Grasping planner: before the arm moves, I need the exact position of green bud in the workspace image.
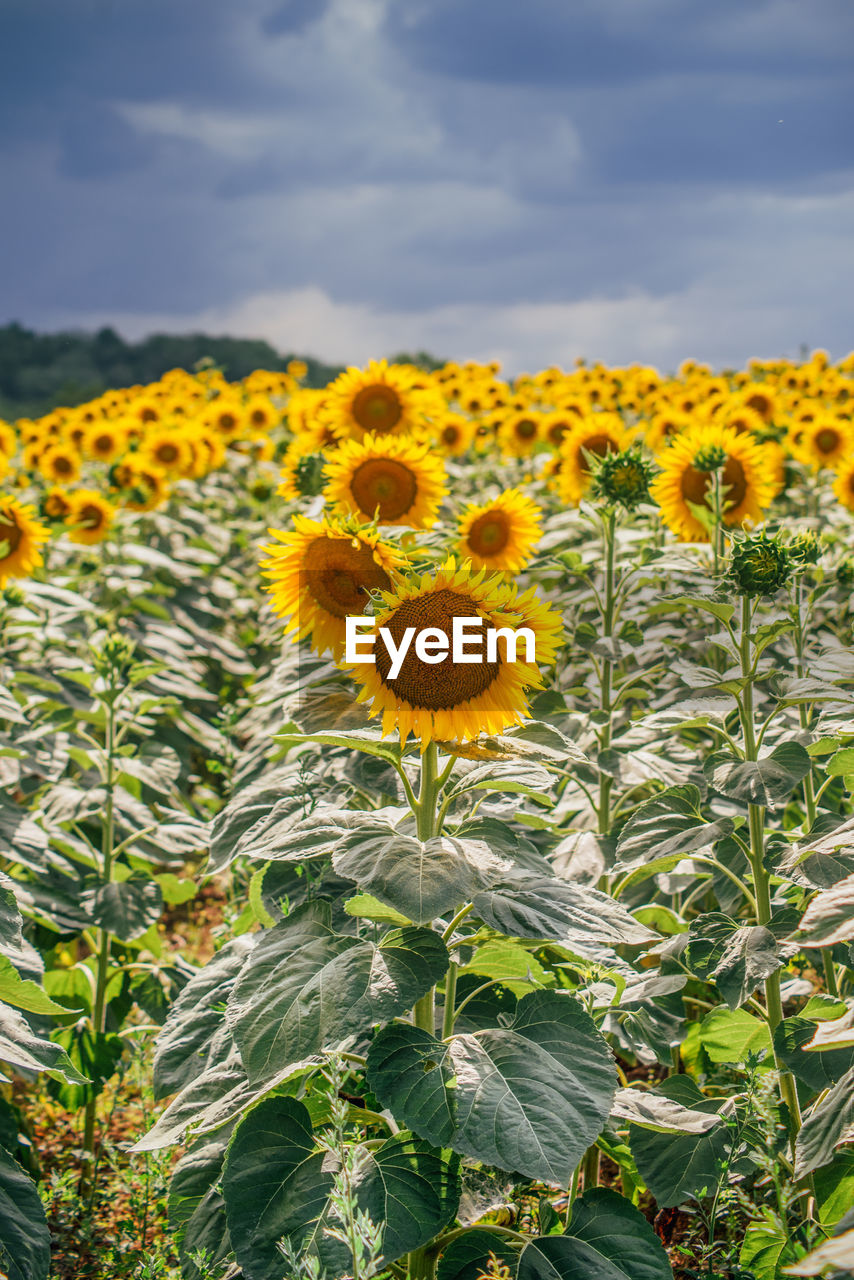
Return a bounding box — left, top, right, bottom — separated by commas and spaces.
590, 446, 654, 511
727, 531, 792, 596
692, 444, 727, 472
787, 531, 822, 567
93, 633, 136, 681
295, 454, 327, 498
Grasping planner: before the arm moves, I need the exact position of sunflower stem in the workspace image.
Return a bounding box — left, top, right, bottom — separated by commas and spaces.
596, 508, 617, 837
412, 742, 441, 1035
736, 595, 803, 1152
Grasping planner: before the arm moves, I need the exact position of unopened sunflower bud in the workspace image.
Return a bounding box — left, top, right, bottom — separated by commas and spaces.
692, 443, 727, 472
590, 447, 654, 510
788, 530, 822, 567
727, 531, 792, 596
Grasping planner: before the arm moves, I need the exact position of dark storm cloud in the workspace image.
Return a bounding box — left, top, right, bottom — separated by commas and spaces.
0, 0, 852, 367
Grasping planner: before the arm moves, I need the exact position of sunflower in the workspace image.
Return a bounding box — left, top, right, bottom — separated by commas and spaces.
457, 489, 542, 573
323, 433, 446, 528
66, 490, 116, 545
138, 429, 195, 476
833, 458, 854, 514
41, 486, 73, 524
644, 410, 690, 454
260, 514, 406, 658
323, 360, 424, 440
435, 414, 476, 456
0, 497, 50, 585
556, 413, 632, 503
541, 408, 585, 450
82, 421, 127, 464
497, 410, 543, 458
244, 395, 279, 434
204, 397, 245, 439
38, 444, 81, 485
799, 416, 852, 470
739, 383, 776, 424
344, 560, 563, 747
117, 466, 170, 513
0, 422, 16, 458
650, 423, 778, 542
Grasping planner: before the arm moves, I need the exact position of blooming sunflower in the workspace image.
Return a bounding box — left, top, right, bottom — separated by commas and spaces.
138, 429, 195, 477
82, 421, 127, 464
650, 423, 777, 542
38, 444, 81, 485
41, 486, 73, 524
435, 414, 476, 456
0, 498, 49, 585
323, 433, 446, 528
497, 410, 543, 458
833, 458, 854, 514
457, 488, 542, 573
799, 416, 852, 470
260, 514, 405, 658
556, 413, 632, 503
323, 360, 424, 440
116, 466, 170, 513
344, 560, 563, 747
66, 490, 116, 545
644, 410, 690, 454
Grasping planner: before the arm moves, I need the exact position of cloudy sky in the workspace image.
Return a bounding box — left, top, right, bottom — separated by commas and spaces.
2, 0, 852, 372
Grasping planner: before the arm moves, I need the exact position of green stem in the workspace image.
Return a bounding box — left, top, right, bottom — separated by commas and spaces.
81, 689, 117, 1192
597, 509, 617, 837
581, 1143, 600, 1191
737, 596, 803, 1144
442, 962, 457, 1041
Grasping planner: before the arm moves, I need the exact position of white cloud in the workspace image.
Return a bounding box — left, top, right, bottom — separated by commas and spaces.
39, 276, 847, 376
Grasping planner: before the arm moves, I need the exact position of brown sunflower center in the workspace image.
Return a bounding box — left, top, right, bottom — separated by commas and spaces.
93, 434, 113, 454
815, 427, 840, 455
376, 588, 501, 709
514, 419, 537, 440
350, 458, 417, 521
746, 393, 771, 417
139, 407, 158, 422
79, 503, 105, 530
0, 515, 22, 554
250, 408, 268, 426
53, 455, 74, 476
218, 412, 237, 431
302, 535, 391, 618
352, 384, 403, 433
466, 511, 510, 556
442, 425, 461, 445
547, 420, 570, 445
157, 443, 180, 464
680, 457, 747, 512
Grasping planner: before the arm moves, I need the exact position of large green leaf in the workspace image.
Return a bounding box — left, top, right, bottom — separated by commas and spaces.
774, 1018, 854, 1092
615, 785, 734, 872
226, 902, 448, 1086
437, 1230, 520, 1280
445, 760, 554, 804
628, 1078, 729, 1207
168, 1139, 232, 1280
274, 726, 403, 767
332, 824, 510, 925
0, 954, 71, 1016
814, 1151, 854, 1229
517, 1188, 672, 1279
0, 1003, 88, 1086
798, 872, 854, 947
697, 1006, 773, 1066
154, 936, 255, 1100
0, 873, 22, 951
82, 873, 163, 942
794, 1066, 854, 1178
223, 1095, 459, 1279
685, 913, 781, 1009
739, 1214, 798, 1280
207, 770, 326, 873
785, 1228, 854, 1276
367, 990, 617, 1184
610, 1085, 721, 1135
471, 872, 654, 949
0, 1146, 50, 1280
704, 742, 811, 810
223, 1095, 330, 1280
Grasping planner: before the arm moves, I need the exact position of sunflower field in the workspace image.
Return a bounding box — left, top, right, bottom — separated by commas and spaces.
3, 350, 854, 1280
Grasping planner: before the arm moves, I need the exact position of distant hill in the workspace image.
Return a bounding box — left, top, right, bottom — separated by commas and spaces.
0, 321, 444, 420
